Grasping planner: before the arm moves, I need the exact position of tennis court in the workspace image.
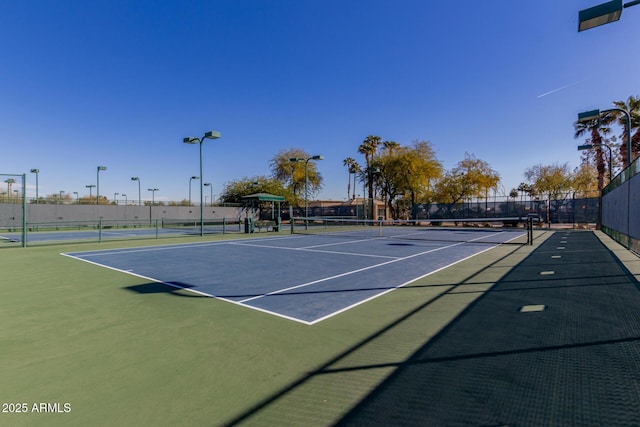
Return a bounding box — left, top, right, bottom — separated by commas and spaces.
64, 222, 528, 324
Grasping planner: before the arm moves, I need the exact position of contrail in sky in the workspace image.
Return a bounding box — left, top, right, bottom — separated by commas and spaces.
537, 79, 588, 98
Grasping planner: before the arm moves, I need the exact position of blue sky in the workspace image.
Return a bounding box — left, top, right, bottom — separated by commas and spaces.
1, 0, 639, 203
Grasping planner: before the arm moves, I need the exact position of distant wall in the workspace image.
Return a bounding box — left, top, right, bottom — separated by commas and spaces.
601, 158, 639, 255
0, 204, 245, 227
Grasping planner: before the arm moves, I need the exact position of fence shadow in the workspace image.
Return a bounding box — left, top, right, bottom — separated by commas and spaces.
124, 281, 207, 298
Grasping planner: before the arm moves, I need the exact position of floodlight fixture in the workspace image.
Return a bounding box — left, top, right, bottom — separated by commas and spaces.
577, 108, 632, 165
30, 169, 40, 204
579, 0, 623, 31
204, 183, 213, 206
148, 188, 159, 205
577, 109, 601, 122
578, 0, 640, 32
96, 166, 107, 205
86, 184, 96, 200
131, 177, 141, 205
204, 130, 221, 140
577, 142, 613, 181
189, 176, 200, 206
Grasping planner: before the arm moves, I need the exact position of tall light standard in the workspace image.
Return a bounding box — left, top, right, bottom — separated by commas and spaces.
131, 177, 141, 206
73, 191, 79, 204
86, 184, 95, 204
122, 194, 127, 205
578, 0, 640, 32
58, 190, 65, 204
578, 109, 632, 167
189, 176, 199, 206
289, 155, 324, 226
183, 130, 221, 236
114, 192, 119, 205
578, 143, 613, 182
30, 169, 39, 204
148, 188, 159, 205
204, 183, 212, 206
96, 166, 107, 205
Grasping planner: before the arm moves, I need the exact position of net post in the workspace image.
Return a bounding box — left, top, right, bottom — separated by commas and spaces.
289, 206, 294, 234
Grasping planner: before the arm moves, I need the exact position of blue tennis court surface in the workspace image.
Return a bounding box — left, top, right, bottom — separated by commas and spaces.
63, 229, 525, 324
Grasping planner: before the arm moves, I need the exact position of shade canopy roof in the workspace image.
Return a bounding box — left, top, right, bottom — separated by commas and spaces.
241, 193, 286, 202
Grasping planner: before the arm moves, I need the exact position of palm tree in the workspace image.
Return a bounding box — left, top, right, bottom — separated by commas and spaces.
612, 95, 640, 167
358, 135, 381, 217
350, 161, 361, 199
343, 157, 356, 200
574, 113, 613, 190
382, 140, 400, 155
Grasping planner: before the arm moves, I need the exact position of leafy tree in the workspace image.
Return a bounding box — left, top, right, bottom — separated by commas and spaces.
270, 148, 322, 206
43, 193, 72, 204
431, 153, 500, 217
572, 162, 598, 197
524, 162, 573, 200
372, 140, 442, 218
219, 175, 292, 204
79, 195, 96, 205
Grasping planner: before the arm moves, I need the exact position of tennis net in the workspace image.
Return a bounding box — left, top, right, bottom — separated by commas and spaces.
291, 217, 533, 245
161, 218, 242, 234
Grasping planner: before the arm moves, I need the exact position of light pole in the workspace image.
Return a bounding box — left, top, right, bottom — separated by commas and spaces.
578, 109, 632, 167
114, 192, 119, 205
59, 190, 64, 204
131, 177, 141, 206
86, 184, 95, 204
73, 191, 79, 204
578, 143, 613, 182
189, 176, 199, 206
204, 183, 212, 206
183, 130, 221, 236
578, 0, 640, 31
96, 166, 107, 205
30, 169, 39, 204
122, 194, 127, 205
148, 188, 159, 205
289, 155, 324, 226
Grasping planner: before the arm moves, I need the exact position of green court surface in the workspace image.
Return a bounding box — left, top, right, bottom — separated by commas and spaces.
1, 230, 638, 426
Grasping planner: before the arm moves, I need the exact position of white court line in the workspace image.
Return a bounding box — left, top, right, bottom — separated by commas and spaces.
62, 229, 523, 325
227, 241, 399, 259
63, 235, 303, 257
309, 242, 501, 325
60, 252, 215, 298
61, 251, 316, 325
237, 233, 499, 304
